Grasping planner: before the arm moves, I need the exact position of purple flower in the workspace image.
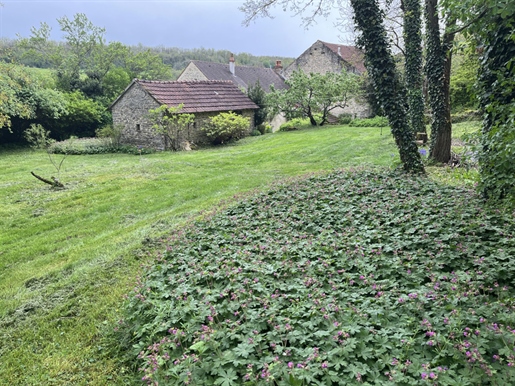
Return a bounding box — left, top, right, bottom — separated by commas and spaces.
421, 372, 428, 379
287, 362, 294, 369
419, 149, 427, 156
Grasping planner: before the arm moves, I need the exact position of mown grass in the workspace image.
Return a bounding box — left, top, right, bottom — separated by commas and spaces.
0, 122, 482, 384
0, 125, 407, 385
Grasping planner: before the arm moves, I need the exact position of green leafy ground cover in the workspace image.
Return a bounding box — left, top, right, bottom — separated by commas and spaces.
122, 169, 515, 385
0, 125, 400, 384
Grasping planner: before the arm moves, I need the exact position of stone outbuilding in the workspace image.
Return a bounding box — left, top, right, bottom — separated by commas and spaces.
110, 79, 258, 150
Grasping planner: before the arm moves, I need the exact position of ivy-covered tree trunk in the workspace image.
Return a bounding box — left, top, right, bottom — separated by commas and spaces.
477, 20, 515, 200
425, 0, 454, 163
351, 0, 424, 173
402, 0, 426, 135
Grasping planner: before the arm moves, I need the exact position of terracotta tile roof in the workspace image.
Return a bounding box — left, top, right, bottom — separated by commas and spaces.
189, 61, 288, 92
320, 41, 366, 74
137, 80, 259, 113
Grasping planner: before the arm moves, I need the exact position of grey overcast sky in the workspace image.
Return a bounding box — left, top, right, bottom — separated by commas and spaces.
0, 1, 353, 58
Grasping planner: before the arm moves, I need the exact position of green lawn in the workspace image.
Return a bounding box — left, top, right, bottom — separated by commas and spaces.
0, 123, 479, 384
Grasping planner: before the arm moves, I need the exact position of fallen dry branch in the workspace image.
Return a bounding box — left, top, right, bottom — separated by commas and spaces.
30, 171, 65, 188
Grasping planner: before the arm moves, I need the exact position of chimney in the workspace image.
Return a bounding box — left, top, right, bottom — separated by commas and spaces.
337, 46, 341, 57
274, 60, 283, 74
229, 53, 235, 75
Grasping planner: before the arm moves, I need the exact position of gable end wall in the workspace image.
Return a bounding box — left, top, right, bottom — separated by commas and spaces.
177, 63, 209, 81
283, 41, 347, 78
112, 83, 165, 149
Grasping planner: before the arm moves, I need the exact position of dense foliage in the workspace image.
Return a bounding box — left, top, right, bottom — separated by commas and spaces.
121, 169, 515, 385
474, 7, 515, 202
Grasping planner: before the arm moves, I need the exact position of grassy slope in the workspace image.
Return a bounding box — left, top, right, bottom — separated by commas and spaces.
0, 125, 403, 384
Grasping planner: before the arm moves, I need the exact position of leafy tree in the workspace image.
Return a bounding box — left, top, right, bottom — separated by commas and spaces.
0, 62, 34, 130
247, 81, 267, 126
148, 104, 195, 150
203, 111, 251, 144
0, 62, 67, 140
267, 70, 360, 126
51, 91, 107, 139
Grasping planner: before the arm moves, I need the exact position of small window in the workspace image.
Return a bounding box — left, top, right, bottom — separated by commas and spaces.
136, 124, 141, 131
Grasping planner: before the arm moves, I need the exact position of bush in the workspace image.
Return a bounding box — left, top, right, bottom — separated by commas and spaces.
120, 170, 515, 386
250, 129, 262, 136
48, 137, 154, 155
202, 112, 250, 145
349, 116, 389, 127
95, 124, 124, 147
279, 117, 311, 131
338, 113, 353, 125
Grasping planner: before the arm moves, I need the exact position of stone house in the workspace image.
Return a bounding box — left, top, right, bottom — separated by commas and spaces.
282, 40, 370, 119
177, 55, 288, 92
282, 40, 366, 77
110, 79, 258, 150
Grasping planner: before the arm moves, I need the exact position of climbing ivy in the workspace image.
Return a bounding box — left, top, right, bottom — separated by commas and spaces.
477, 19, 515, 201
351, 0, 424, 173
424, 0, 454, 163
403, 0, 426, 135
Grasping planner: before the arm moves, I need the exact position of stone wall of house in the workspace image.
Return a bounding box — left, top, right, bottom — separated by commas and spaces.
112, 84, 256, 150
332, 98, 372, 119
112, 83, 165, 149
283, 40, 348, 78
177, 63, 208, 81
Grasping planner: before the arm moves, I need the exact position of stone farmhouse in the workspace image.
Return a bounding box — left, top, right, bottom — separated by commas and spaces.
281, 40, 369, 119
177, 55, 288, 93
110, 79, 258, 150
282, 40, 366, 77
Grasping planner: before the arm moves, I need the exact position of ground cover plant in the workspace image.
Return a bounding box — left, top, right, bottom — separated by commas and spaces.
122, 169, 515, 385
0, 124, 398, 384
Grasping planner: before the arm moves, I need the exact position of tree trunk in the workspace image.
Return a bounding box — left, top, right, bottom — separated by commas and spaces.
351, 0, 424, 173
425, 0, 453, 163
403, 0, 426, 135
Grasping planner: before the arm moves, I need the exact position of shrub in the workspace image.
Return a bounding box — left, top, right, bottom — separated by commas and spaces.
349, 116, 389, 127
202, 112, 250, 145
120, 170, 515, 386
95, 124, 124, 147
48, 137, 154, 155
250, 129, 262, 137
338, 113, 353, 125
256, 124, 266, 135
279, 117, 311, 131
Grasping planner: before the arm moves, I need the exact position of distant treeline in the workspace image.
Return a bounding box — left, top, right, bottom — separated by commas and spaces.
0, 38, 294, 79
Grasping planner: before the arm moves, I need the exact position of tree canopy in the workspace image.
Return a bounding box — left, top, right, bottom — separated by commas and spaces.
267, 70, 360, 126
